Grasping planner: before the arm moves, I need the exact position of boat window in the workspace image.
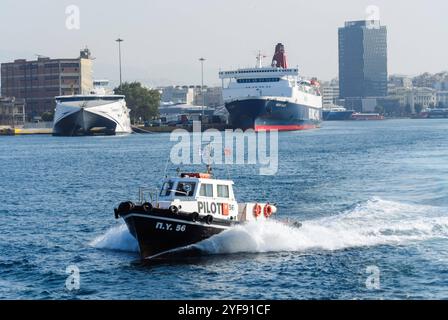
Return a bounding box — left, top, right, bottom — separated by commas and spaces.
175, 182, 196, 197
199, 184, 214, 197
217, 185, 230, 198
160, 181, 174, 197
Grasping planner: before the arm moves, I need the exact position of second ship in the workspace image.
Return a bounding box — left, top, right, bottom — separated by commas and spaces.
220, 43, 322, 131
52, 80, 132, 136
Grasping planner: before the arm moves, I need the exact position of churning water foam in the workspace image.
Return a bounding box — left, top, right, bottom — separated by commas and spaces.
90, 198, 448, 255
90, 223, 140, 253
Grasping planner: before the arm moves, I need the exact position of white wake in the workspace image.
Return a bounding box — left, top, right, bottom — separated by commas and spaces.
90, 223, 139, 253
91, 198, 448, 255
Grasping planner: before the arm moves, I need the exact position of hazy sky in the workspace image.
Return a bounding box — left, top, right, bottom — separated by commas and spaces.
0, 0, 446, 87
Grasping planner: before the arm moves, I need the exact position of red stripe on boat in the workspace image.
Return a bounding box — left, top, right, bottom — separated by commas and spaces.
255, 124, 317, 131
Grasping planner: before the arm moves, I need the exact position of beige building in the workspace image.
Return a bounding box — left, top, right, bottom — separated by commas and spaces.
389, 87, 437, 113
437, 91, 448, 108
194, 87, 223, 108
1, 48, 93, 119
0, 97, 26, 126
161, 86, 195, 105
321, 79, 340, 108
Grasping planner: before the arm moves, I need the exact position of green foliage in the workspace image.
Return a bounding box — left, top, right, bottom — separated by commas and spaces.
374, 105, 384, 114
114, 82, 160, 122
41, 111, 54, 122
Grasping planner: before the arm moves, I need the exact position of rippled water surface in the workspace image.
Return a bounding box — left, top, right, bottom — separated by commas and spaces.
1, 119, 448, 299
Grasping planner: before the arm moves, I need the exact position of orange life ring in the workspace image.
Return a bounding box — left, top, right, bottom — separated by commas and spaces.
253, 204, 262, 218
264, 204, 273, 218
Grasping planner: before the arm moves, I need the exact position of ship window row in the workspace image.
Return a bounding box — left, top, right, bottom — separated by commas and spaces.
221, 69, 297, 75
159, 181, 231, 199
237, 78, 280, 83
200, 184, 230, 198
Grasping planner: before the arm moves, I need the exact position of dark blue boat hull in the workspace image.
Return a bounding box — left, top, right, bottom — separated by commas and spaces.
225, 99, 321, 131
322, 110, 354, 121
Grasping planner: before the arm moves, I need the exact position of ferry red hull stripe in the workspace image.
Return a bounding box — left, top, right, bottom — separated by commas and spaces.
255, 124, 317, 131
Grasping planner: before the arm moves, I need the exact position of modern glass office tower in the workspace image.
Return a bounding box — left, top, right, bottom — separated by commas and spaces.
338, 20, 388, 99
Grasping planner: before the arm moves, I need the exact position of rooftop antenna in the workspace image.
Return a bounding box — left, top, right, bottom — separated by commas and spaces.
35, 54, 49, 59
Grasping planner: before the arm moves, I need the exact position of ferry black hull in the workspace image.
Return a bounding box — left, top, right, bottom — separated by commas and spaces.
53, 109, 117, 136
120, 209, 233, 260
225, 99, 321, 131
322, 110, 354, 121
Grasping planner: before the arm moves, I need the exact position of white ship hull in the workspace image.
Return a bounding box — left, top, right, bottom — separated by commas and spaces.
53, 95, 132, 136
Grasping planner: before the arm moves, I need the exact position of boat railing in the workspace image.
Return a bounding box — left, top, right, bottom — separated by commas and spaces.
138, 187, 159, 204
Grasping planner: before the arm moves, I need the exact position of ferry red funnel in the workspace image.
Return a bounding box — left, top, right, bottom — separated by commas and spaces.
272, 43, 288, 68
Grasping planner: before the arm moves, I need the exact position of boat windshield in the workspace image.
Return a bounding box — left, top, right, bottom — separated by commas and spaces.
175, 182, 196, 197
160, 181, 174, 197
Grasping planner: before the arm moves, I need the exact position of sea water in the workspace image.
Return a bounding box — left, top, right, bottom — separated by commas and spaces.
1, 119, 448, 299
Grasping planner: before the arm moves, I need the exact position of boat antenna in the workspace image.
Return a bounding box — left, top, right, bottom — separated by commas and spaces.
202, 143, 214, 176
225, 163, 231, 180
256, 51, 266, 68
163, 152, 172, 178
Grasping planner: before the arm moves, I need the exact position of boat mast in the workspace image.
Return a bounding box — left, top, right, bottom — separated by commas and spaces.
256, 51, 265, 68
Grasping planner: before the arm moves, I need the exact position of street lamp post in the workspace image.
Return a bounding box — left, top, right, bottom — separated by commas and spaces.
199, 57, 206, 119
116, 38, 124, 87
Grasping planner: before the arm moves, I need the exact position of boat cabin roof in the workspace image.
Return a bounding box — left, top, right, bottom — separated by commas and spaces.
162, 174, 234, 186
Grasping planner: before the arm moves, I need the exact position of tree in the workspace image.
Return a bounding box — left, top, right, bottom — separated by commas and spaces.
41, 110, 54, 122
374, 105, 384, 114
114, 82, 160, 123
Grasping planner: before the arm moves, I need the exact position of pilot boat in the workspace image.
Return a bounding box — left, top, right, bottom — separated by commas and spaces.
114, 169, 278, 260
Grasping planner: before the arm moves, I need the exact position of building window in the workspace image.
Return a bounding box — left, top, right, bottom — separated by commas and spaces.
61, 63, 80, 68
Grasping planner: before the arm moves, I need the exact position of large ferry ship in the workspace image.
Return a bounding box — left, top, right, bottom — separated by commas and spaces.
219, 43, 322, 131
52, 82, 132, 136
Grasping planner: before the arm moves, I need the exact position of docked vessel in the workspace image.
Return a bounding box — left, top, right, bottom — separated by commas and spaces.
351, 113, 385, 121
53, 90, 132, 136
219, 43, 322, 131
322, 106, 354, 121
427, 108, 448, 118
114, 170, 280, 260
